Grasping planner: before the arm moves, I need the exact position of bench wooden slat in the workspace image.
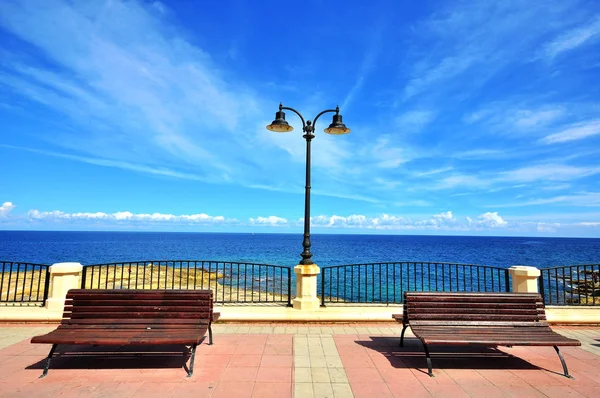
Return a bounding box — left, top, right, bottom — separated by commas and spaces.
408, 301, 544, 309
394, 291, 580, 377
407, 306, 545, 314
64, 300, 209, 307
407, 314, 546, 321
62, 317, 207, 325
407, 320, 549, 326
66, 312, 211, 319
66, 290, 213, 300
31, 289, 216, 377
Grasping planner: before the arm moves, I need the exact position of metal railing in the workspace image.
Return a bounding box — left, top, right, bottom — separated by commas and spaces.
81, 260, 292, 305
539, 264, 599, 306
0, 261, 50, 305
320, 262, 510, 306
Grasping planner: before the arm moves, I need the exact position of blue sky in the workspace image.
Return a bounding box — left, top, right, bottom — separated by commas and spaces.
1, 0, 600, 237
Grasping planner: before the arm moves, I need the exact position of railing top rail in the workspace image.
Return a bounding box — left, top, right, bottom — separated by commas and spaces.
0, 261, 50, 267
540, 263, 600, 270
83, 260, 289, 270
322, 261, 509, 271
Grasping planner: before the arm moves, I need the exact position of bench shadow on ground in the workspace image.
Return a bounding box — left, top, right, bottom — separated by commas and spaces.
25, 344, 198, 372
356, 336, 555, 375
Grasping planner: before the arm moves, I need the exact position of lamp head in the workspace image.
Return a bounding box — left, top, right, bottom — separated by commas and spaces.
324, 106, 351, 135
266, 104, 293, 132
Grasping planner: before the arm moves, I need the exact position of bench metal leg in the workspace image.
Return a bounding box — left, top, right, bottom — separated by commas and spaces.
554, 346, 572, 378
399, 325, 408, 347
422, 343, 434, 377
186, 344, 197, 377
40, 344, 58, 378
208, 324, 214, 345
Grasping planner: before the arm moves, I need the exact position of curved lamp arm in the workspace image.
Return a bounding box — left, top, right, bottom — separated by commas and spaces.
280, 104, 307, 129
312, 107, 338, 130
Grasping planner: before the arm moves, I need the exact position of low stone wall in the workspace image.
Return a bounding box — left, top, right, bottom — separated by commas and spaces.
1, 304, 599, 324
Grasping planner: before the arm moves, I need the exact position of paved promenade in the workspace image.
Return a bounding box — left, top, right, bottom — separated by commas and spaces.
0, 323, 598, 397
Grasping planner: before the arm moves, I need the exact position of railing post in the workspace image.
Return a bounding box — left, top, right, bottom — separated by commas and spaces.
80, 266, 87, 289
42, 267, 51, 305
45, 262, 83, 312
287, 267, 292, 307
508, 266, 541, 293
320, 268, 326, 307
293, 263, 320, 311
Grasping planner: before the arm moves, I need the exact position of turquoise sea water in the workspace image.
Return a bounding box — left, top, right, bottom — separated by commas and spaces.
1, 231, 599, 268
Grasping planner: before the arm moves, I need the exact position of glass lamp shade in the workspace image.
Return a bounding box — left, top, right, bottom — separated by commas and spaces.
266, 110, 294, 132
324, 113, 350, 135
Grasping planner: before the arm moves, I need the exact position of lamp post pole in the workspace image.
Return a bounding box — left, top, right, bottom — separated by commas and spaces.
301, 120, 314, 265
267, 104, 350, 309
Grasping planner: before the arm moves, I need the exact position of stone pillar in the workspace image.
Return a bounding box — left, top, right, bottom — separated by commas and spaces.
45, 262, 83, 312
293, 264, 321, 310
509, 265, 541, 293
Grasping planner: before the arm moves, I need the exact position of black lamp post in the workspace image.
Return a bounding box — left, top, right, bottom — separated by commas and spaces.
266, 103, 351, 265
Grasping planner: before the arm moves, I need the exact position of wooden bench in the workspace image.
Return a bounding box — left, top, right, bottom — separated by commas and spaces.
392, 292, 581, 377
31, 289, 220, 378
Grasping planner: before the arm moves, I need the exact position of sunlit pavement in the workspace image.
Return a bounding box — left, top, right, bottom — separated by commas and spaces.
0, 323, 598, 397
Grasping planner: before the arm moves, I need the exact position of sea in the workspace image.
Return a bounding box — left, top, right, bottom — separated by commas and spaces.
1, 231, 599, 269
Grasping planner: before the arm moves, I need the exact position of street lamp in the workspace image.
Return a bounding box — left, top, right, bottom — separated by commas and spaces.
266, 103, 351, 266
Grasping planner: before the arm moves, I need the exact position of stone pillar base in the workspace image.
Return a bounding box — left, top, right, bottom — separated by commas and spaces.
293, 264, 320, 311
509, 265, 541, 293
45, 262, 83, 312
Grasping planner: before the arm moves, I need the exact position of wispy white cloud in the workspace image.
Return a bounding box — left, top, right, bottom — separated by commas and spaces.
513, 108, 565, 129
20, 203, 516, 231
401, 1, 574, 101
540, 120, 600, 144
28, 209, 235, 224
491, 192, 600, 208
248, 216, 288, 226
0, 202, 15, 218
542, 17, 600, 60
499, 164, 600, 183
476, 212, 508, 228
396, 110, 436, 133
537, 222, 560, 233
0, 0, 261, 183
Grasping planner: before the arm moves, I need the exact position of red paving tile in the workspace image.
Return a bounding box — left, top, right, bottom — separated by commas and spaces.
233, 344, 266, 355
497, 385, 548, 398
49, 382, 105, 398
444, 368, 493, 386
211, 381, 254, 398
259, 354, 293, 367
252, 382, 292, 398
345, 366, 384, 383
339, 354, 376, 368
425, 384, 470, 398
195, 353, 231, 368
350, 382, 394, 398
378, 368, 421, 385
221, 366, 259, 382
173, 380, 217, 398
2, 381, 66, 398
460, 384, 507, 397
255, 366, 292, 383
265, 335, 293, 345
87, 382, 145, 398
128, 382, 180, 398
534, 385, 589, 398
262, 344, 292, 355
571, 385, 600, 398
3, 328, 600, 398
228, 354, 262, 367
387, 382, 432, 398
